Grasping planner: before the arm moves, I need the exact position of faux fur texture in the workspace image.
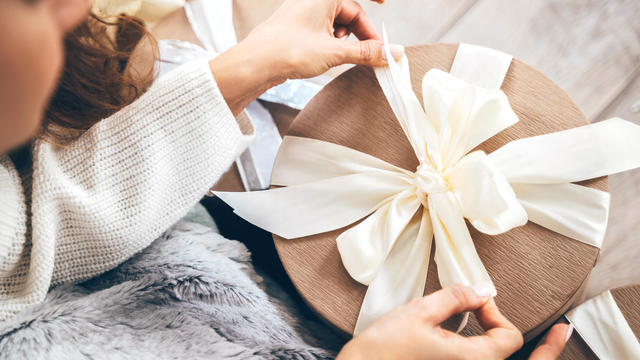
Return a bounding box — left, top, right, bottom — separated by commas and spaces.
0, 220, 343, 359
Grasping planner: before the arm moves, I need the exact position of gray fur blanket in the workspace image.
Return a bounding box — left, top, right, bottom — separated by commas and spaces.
0, 220, 343, 359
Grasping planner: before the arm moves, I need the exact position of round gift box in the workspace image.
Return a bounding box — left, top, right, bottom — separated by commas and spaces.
560, 285, 640, 359
272, 44, 607, 340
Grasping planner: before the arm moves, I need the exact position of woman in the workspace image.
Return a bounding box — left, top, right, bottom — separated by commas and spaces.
0, 0, 568, 358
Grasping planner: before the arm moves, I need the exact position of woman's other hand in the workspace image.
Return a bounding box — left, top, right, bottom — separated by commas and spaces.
529, 323, 573, 360
337, 284, 570, 360
210, 0, 404, 115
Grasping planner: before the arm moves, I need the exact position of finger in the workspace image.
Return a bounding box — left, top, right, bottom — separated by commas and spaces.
335, 0, 381, 41
334, 26, 350, 39
466, 299, 523, 359
475, 298, 516, 331
412, 284, 491, 325
338, 39, 404, 67
338, 39, 383, 66
529, 324, 572, 360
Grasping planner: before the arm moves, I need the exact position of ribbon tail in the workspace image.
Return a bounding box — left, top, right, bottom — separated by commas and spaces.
215, 172, 409, 239
489, 118, 640, 184
512, 183, 609, 248
428, 192, 495, 294
566, 290, 640, 359
353, 209, 433, 335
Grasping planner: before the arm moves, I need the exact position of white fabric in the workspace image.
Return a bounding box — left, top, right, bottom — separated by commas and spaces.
566, 290, 640, 359
216, 33, 640, 334
0, 61, 253, 321
184, 0, 236, 54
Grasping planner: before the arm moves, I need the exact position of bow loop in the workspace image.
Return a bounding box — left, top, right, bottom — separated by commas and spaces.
421, 70, 520, 170
448, 151, 528, 235
337, 190, 421, 285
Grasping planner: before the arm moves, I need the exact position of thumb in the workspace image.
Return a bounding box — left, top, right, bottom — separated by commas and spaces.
413, 284, 492, 324
338, 39, 405, 67
529, 323, 572, 360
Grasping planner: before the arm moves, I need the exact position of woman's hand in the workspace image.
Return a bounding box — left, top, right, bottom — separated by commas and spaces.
337, 284, 571, 360
210, 0, 404, 115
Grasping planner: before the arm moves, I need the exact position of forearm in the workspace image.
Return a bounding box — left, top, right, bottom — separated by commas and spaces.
209, 37, 287, 116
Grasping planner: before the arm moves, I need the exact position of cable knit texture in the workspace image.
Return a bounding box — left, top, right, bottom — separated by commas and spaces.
0, 60, 254, 320
0, 157, 27, 278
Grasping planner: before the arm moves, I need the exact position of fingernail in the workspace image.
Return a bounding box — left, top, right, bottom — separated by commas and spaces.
470, 282, 497, 298
382, 43, 405, 60
564, 323, 574, 343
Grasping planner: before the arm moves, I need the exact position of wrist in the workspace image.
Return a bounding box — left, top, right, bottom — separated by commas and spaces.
209, 38, 286, 115
239, 31, 291, 86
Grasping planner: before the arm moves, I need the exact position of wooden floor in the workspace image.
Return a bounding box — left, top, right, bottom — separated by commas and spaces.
361, 0, 640, 303
232, 0, 640, 301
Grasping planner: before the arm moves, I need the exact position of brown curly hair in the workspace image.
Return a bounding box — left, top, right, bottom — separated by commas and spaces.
41, 13, 156, 143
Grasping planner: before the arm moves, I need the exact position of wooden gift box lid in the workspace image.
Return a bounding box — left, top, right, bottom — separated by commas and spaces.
559, 285, 640, 360
273, 44, 607, 341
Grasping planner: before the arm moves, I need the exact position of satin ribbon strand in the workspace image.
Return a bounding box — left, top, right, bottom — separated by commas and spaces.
566, 290, 640, 359
216, 171, 410, 239
270, 136, 413, 187
377, 26, 441, 168
512, 183, 610, 248
428, 192, 494, 292
449, 43, 513, 90
488, 118, 640, 184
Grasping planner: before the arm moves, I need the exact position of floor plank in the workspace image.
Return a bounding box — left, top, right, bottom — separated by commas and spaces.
359, 0, 477, 44
234, 0, 478, 46
594, 69, 640, 124
439, 0, 640, 121
583, 72, 640, 301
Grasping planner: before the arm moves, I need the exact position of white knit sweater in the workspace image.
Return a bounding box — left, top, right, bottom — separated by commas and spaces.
0, 60, 254, 321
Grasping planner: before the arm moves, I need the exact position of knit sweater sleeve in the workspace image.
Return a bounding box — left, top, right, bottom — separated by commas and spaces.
24, 60, 252, 296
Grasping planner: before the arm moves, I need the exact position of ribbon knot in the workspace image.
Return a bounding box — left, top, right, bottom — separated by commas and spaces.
413, 163, 449, 203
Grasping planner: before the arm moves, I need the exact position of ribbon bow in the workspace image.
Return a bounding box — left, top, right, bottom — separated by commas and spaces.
217, 32, 640, 334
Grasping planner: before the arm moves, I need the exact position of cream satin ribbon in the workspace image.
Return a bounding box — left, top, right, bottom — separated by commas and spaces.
217, 30, 640, 334
566, 290, 640, 359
